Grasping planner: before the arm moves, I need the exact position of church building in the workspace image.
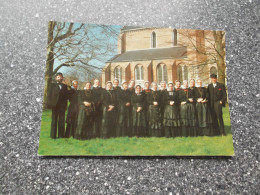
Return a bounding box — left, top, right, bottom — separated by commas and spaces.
101, 26, 219, 87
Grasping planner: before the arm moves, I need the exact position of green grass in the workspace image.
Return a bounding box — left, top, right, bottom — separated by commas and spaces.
38, 107, 234, 156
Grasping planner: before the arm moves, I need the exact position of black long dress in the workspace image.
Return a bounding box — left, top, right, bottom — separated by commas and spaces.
74, 89, 95, 140
194, 87, 212, 136
159, 89, 167, 137
142, 89, 151, 136
146, 90, 162, 137
117, 89, 132, 137
101, 90, 116, 138
131, 92, 146, 137
179, 88, 197, 137
163, 90, 181, 137
92, 86, 104, 138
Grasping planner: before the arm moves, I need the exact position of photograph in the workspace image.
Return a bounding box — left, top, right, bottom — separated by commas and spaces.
38, 21, 234, 156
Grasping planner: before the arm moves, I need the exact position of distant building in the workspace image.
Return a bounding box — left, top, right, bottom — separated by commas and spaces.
102, 26, 219, 87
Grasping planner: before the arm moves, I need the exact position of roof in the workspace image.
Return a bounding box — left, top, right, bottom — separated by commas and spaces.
121, 26, 146, 31
106, 46, 187, 63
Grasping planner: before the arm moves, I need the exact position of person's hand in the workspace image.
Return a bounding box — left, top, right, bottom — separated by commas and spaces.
201, 99, 208, 103
170, 101, 174, 106
189, 98, 193, 102
197, 98, 203, 102
108, 105, 114, 111
137, 107, 142, 112
220, 101, 222, 105
181, 101, 186, 105
126, 102, 130, 106
153, 102, 158, 106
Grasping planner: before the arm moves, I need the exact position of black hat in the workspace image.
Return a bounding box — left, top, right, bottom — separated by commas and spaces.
210, 74, 217, 78
55, 72, 63, 77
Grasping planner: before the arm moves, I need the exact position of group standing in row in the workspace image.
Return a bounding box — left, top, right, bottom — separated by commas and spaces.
47, 72, 227, 140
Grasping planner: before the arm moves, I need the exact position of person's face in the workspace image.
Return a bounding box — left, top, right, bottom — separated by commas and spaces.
190, 80, 195, 87
94, 80, 100, 86
184, 82, 188, 88
136, 86, 141, 93
169, 84, 173, 91
130, 81, 135, 88
107, 83, 112, 90
123, 83, 128, 90
175, 82, 181, 88
161, 83, 166, 89
197, 80, 202, 87
153, 84, 157, 91
72, 82, 78, 89
114, 80, 119, 87
55, 75, 63, 83
145, 82, 149, 89
85, 83, 91, 90
211, 78, 217, 83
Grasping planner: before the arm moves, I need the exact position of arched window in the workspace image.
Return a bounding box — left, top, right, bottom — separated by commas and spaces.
114, 66, 122, 84
172, 29, 177, 46
157, 64, 168, 83
210, 66, 218, 76
151, 32, 156, 48
135, 65, 144, 81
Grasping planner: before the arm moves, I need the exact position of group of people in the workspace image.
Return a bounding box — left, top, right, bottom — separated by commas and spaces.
47, 72, 227, 140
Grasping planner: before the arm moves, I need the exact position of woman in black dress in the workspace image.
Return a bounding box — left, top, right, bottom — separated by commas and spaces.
142, 81, 151, 136
179, 80, 197, 137
163, 82, 180, 137
131, 85, 146, 137
117, 80, 132, 137
194, 79, 212, 136
101, 81, 116, 138
75, 82, 95, 140
147, 82, 162, 137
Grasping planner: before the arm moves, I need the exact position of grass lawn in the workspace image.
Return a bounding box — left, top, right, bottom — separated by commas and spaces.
38, 107, 234, 156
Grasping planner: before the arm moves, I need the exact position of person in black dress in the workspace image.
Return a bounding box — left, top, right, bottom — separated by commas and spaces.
65, 80, 79, 138
207, 74, 227, 136
142, 81, 151, 136
131, 85, 146, 137
74, 82, 95, 140
163, 82, 180, 137
147, 82, 162, 137
159, 81, 167, 136
189, 79, 198, 136
92, 79, 104, 138
113, 79, 121, 136
101, 81, 116, 138
47, 72, 69, 139
179, 80, 197, 137
117, 80, 132, 137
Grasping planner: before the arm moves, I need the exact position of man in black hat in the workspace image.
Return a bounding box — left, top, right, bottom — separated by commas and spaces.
47, 72, 69, 139
207, 74, 227, 136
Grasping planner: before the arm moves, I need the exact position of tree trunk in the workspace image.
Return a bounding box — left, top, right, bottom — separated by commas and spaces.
214, 31, 226, 85
43, 21, 55, 109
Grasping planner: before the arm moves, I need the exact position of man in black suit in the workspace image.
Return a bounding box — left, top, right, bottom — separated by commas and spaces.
64, 80, 79, 138
47, 72, 69, 139
207, 74, 227, 136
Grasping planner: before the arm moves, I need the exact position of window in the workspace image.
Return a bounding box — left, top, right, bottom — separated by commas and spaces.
177, 65, 183, 82
135, 65, 144, 81
210, 66, 217, 76
151, 32, 156, 48
172, 29, 177, 46
184, 65, 188, 81
114, 66, 122, 84
157, 64, 168, 83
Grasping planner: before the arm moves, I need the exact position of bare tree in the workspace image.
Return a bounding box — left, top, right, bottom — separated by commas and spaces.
177, 30, 226, 85
43, 21, 118, 108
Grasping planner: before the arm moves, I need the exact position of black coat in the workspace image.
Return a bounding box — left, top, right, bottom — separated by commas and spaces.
207, 82, 227, 107
194, 87, 209, 100
47, 82, 68, 108
92, 86, 104, 116
66, 88, 79, 122
178, 88, 195, 103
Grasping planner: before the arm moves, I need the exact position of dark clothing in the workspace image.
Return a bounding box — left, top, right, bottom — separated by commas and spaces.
146, 90, 162, 136
117, 89, 132, 136
208, 82, 227, 135
163, 90, 181, 137
47, 82, 68, 139
65, 88, 79, 138
101, 90, 117, 138
75, 90, 95, 140
92, 86, 104, 138
159, 89, 167, 136
131, 93, 146, 137
142, 89, 151, 135
194, 87, 212, 136
179, 88, 197, 137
